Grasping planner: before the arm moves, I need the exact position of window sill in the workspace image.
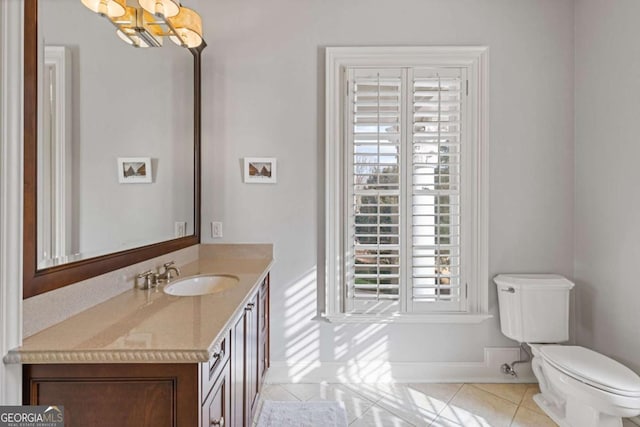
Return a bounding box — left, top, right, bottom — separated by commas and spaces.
322, 313, 493, 324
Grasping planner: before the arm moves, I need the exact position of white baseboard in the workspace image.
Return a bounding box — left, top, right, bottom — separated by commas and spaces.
265, 347, 536, 384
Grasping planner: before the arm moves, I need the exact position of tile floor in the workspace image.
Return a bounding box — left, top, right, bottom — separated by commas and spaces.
256, 382, 640, 427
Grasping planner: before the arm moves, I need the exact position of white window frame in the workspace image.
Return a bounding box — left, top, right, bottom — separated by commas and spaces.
325, 46, 490, 323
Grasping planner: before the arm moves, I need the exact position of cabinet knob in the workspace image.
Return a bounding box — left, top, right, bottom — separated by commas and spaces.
245, 303, 255, 311
211, 416, 224, 426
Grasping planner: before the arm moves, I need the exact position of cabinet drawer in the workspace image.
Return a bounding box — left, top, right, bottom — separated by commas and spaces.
201, 330, 230, 401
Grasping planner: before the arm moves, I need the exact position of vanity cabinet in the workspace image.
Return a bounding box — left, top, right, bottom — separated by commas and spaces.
23, 274, 270, 427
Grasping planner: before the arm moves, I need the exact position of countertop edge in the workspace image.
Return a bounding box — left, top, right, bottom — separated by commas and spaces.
4, 349, 211, 364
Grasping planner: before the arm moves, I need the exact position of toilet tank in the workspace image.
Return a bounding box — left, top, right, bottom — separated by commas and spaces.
494, 274, 574, 343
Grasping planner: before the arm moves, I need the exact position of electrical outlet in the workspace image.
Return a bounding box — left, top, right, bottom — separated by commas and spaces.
211, 221, 223, 238
174, 221, 187, 237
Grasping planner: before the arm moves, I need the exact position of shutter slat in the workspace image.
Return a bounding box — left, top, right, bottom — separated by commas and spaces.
354, 275, 400, 280
353, 133, 401, 138
352, 294, 399, 301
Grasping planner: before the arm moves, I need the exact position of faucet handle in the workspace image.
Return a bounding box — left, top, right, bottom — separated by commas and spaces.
137, 270, 156, 289
137, 270, 154, 279
163, 261, 175, 268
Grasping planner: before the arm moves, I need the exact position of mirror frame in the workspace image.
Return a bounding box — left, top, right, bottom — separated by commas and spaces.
23, 0, 203, 299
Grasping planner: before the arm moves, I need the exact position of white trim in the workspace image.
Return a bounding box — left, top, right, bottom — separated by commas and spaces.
324, 313, 492, 324
325, 46, 490, 320
40, 46, 72, 263
265, 347, 535, 384
0, 0, 24, 404
325, 46, 491, 68
472, 48, 490, 314
325, 48, 344, 316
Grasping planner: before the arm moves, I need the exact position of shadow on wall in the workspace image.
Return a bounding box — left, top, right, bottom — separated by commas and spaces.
280, 267, 396, 383
283, 268, 321, 379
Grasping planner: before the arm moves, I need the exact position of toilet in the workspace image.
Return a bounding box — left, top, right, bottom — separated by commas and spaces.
494, 274, 640, 427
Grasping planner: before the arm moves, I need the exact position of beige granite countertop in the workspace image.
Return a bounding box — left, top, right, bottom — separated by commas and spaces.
4, 244, 273, 364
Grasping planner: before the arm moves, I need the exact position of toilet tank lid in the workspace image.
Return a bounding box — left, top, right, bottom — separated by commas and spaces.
493, 274, 574, 290
541, 345, 640, 396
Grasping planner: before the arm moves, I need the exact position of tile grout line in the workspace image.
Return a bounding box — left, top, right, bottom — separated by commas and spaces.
428, 383, 464, 426
260, 384, 301, 402
420, 383, 467, 426
336, 384, 403, 425
368, 401, 420, 427
508, 384, 534, 427
432, 383, 465, 419
465, 384, 525, 427
447, 383, 465, 403
347, 404, 372, 427
352, 384, 433, 426
468, 383, 531, 406
517, 386, 529, 406
328, 384, 380, 426
278, 384, 302, 401
338, 383, 386, 406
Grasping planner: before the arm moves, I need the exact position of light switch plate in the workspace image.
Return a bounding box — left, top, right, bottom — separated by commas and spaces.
211, 222, 223, 238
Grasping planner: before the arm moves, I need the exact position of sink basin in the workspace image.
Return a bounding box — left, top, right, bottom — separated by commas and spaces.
163, 275, 239, 296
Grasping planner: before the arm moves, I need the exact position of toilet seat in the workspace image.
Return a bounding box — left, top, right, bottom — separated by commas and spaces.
540, 345, 640, 398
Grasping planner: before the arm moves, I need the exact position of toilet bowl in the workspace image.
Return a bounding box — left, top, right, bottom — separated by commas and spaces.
529, 344, 640, 427
494, 274, 640, 427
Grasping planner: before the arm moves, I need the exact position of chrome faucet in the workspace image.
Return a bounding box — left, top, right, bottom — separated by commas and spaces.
158, 261, 180, 282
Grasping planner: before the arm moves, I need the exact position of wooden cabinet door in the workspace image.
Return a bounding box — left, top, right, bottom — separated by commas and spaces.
201, 360, 231, 427
231, 294, 260, 426
231, 308, 246, 427
258, 276, 270, 385
24, 364, 198, 427
245, 293, 260, 421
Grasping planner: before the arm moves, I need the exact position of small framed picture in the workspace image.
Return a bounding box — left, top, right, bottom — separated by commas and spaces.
244, 157, 277, 184
117, 157, 152, 184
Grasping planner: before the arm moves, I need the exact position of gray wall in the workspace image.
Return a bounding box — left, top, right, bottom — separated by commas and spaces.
196, 0, 575, 366
574, 0, 640, 372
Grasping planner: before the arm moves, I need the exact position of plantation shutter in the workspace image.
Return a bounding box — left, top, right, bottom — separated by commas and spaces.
346, 68, 403, 314
409, 68, 466, 312
344, 66, 468, 314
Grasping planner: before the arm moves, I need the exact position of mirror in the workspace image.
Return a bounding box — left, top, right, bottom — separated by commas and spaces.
23, 0, 203, 298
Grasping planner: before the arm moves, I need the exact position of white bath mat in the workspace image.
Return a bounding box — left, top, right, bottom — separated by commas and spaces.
256, 400, 348, 427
